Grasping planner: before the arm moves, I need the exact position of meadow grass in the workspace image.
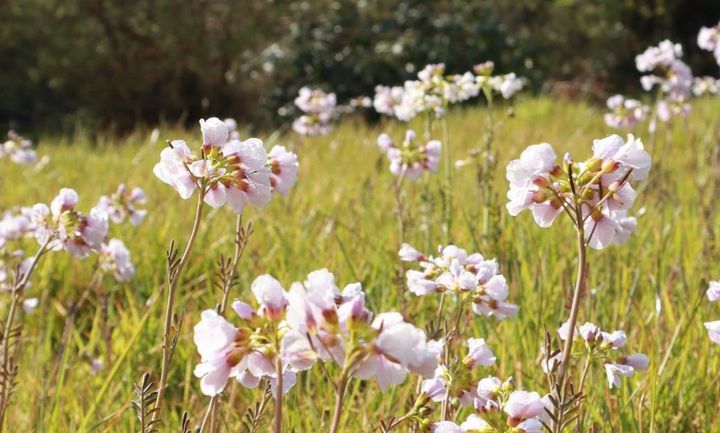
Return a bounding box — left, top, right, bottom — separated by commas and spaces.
1, 97, 719, 432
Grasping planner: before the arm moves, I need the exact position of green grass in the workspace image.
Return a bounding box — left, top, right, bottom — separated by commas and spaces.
2, 96, 719, 432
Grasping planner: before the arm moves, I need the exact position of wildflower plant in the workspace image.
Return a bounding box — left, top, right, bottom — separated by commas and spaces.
150, 117, 298, 425
506, 134, 651, 431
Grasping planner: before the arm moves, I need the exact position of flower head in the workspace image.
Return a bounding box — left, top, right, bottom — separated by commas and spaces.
99, 238, 135, 282
154, 119, 273, 213
377, 130, 441, 180
96, 184, 147, 226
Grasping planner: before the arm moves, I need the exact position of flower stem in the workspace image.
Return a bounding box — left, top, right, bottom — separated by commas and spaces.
329, 371, 349, 433
0, 238, 50, 431
152, 190, 205, 424
553, 210, 587, 431
575, 355, 593, 431
273, 355, 284, 433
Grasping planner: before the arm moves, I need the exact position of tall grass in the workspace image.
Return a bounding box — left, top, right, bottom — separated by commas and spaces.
1, 97, 719, 432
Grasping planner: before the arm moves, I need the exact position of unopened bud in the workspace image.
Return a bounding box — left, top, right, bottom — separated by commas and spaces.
585, 157, 602, 172
532, 175, 550, 188
550, 164, 563, 177
531, 190, 550, 204
602, 159, 620, 174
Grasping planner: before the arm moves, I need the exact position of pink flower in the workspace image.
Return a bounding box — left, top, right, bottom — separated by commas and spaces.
293, 87, 336, 136
373, 85, 405, 118
503, 391, 548, 423
403, 244, 517, 319
267, 145, 299, 196
153, 140, 197, 199
193, 310, 241, 396
707, 281, 720, 302
475, 376, 502, 409
705, 320, 720, 344
464, 338, 496, 368
379, 130, 442, 180
2, 130, 38, 165
251, 275, 289, 321
96, 184, 147, 226
154, 121, 273, 213
592, 134, 651, 182
505, 143, 563, 227
698, 23, 720, 65
353, 312, 436, 391
200, 117, 229, 149
604, 353, 649, 389
583, 208, 637, 250
99, 238, 135, 282
604, 95, 649, 129
431, 421, 463, 433
32, 189, 109, 258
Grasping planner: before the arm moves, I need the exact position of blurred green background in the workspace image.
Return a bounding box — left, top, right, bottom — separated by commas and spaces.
2, 0, 720, 133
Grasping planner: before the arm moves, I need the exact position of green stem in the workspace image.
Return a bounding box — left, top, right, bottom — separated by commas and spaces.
151, 189, 205, 424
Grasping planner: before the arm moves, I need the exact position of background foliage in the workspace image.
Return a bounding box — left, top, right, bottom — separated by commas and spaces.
2, 0, 720, 133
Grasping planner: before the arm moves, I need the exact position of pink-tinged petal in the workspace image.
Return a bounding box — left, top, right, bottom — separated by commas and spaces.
200, 117, 229, 147
705, 320, 720, 344
204, 183, 227, 208
707, 281, 720, 302
235, 370, 261, 389
530, 203, 562, 228
225, 186, 248, 214
232, 300, 254, 320
431, 421, 463, 433
623, 353, 649, 371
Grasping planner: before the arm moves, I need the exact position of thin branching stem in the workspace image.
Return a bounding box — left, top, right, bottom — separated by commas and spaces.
329, 370, 349, 433
0, 237, 51, 431
553, 194, 588, 432
273, 352, 284, 433
152, 188, 206, 424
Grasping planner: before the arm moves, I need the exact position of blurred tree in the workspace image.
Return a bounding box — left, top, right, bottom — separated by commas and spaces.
1, 0, 718, 134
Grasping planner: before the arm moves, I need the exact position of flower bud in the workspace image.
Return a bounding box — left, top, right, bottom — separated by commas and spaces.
602, 159, 620, 174
585, 157, 602, 172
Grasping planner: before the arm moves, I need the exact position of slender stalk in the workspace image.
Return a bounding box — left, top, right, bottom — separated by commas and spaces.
442, 116, 452, 243
219, 215, 247, 315
329, 372, 349, 433
151, 189, 205, 424
553, 203, 587, 431
198, 396, 216, 433
273, 355, 284, 433
202, 215, 249, 431
574, 355, 593, 432
0, 238, 50, 431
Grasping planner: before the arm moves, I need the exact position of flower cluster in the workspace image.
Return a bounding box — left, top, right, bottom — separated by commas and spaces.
692, 76, 720, 97
603, 95, 649, 129
553, 321, 649, 389
636, 40, 692, 125
705, 281, 720, 344
266, 145, 299, 195
372, 62, 524, 122
96, 184, 147, 226
31, 188, 108, 258
292, 87, 337, 136
505, 134, 651, 249
400, 244, 518, 319
420, 338, 496, 408
474, 62, 525, 100
99, 238, 135, 282
2, 130, 38, 165
377, 130, 441, 180
154, 117, 298, 213
698, 21, 720, 66
193, 269, 439, 397
428, 387, 549, 433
